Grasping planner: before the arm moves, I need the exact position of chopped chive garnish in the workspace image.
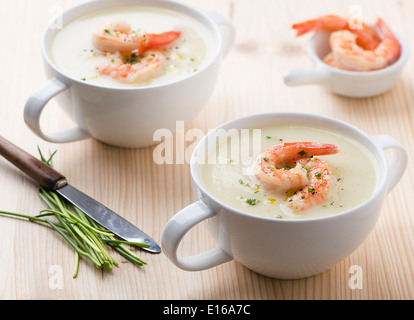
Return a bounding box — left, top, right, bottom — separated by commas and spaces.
308, 187, 315, 193
246, 199, 260, 206
263, 157, 269, 162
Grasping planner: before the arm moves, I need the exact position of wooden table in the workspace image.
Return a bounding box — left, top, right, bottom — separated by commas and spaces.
0, 0, 413, 300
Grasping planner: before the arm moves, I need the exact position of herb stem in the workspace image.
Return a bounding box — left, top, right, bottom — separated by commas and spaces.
0, 210, 48, 224
45, 219, 101, 266
102, 239, 151, 248
73, 253, 80, 278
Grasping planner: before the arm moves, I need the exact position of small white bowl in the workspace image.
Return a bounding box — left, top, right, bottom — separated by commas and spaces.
283, 30, 409, 98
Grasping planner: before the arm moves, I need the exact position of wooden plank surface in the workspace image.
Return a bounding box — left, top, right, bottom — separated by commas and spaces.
0, 0, 413, 300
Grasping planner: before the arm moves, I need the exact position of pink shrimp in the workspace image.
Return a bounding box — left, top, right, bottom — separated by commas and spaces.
91, 20, 181, 54
328, 18, 401, 71
254, 142, 339, 192
282, 158, 337, 213
95, 50, 166, 84
292, 14, 380, 50
292, 15, 401, 71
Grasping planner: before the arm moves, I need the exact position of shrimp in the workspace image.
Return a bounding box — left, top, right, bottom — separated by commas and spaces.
254, 142, 339, 192
91, 20, 181, 54
292, 15, 400, 71
91, 20, 180, 83
95, 50, 166, 84
328, 18, 401, 71
281, 158, 338, 213
292, 15, 380, 50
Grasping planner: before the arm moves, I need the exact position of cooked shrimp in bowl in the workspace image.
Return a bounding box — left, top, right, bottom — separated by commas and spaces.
201, 124, 378, 220
254, 142, 339, 214
91, 20, 181, 54
91, 20, 180, 84
292, 15, 401, 71
51, 6, 214, 87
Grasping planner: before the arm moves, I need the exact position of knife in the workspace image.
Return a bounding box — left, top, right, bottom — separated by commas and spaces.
0, 135, 161, 253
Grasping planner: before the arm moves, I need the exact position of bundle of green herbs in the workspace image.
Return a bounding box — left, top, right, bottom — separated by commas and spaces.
0, 148, 148, 278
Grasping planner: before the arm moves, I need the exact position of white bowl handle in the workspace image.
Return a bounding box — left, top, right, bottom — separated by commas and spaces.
161, 201, 232, 271
283, 68, 331, 86
206, 11, 235, 58
24, 77, 91, 143
372, 135, 408, 193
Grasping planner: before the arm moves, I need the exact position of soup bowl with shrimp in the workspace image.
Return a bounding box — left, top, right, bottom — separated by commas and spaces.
283, 15, 409, 98
161, 112, 407, 279
24, 0, 235, 148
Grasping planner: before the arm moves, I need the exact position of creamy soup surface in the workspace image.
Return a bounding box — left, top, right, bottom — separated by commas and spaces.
51, 6, 215, 87
200, 124, 379, 220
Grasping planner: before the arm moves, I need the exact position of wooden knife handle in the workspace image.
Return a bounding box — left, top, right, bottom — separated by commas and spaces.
0, 136, 67, 191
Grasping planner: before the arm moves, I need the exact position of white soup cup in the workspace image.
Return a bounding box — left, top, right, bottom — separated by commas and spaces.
161, 112, 407, 279
24, 0, 235, 148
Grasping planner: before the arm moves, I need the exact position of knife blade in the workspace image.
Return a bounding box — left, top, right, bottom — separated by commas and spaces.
56, 185, 160, 253
0, 135, 161, 253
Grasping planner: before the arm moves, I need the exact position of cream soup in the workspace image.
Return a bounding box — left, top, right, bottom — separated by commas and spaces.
51, 6, 215, 87
200, 124, 379, 220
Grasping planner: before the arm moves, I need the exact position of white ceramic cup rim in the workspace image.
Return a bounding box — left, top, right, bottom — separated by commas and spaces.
307, 29, 409, 77
190, 112, 389, 224
42, 0, 224, 90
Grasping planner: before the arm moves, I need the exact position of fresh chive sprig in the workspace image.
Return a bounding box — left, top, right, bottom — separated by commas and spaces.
0, 148, 149, 278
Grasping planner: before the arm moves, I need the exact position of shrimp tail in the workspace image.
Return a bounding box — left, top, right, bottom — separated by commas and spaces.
292, 15, 348, 37
292, 19, 318, 36
374, 18, 401, 63
146, 31, 181, 48
374, 18, 394, 40
283, 142, 339, 156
